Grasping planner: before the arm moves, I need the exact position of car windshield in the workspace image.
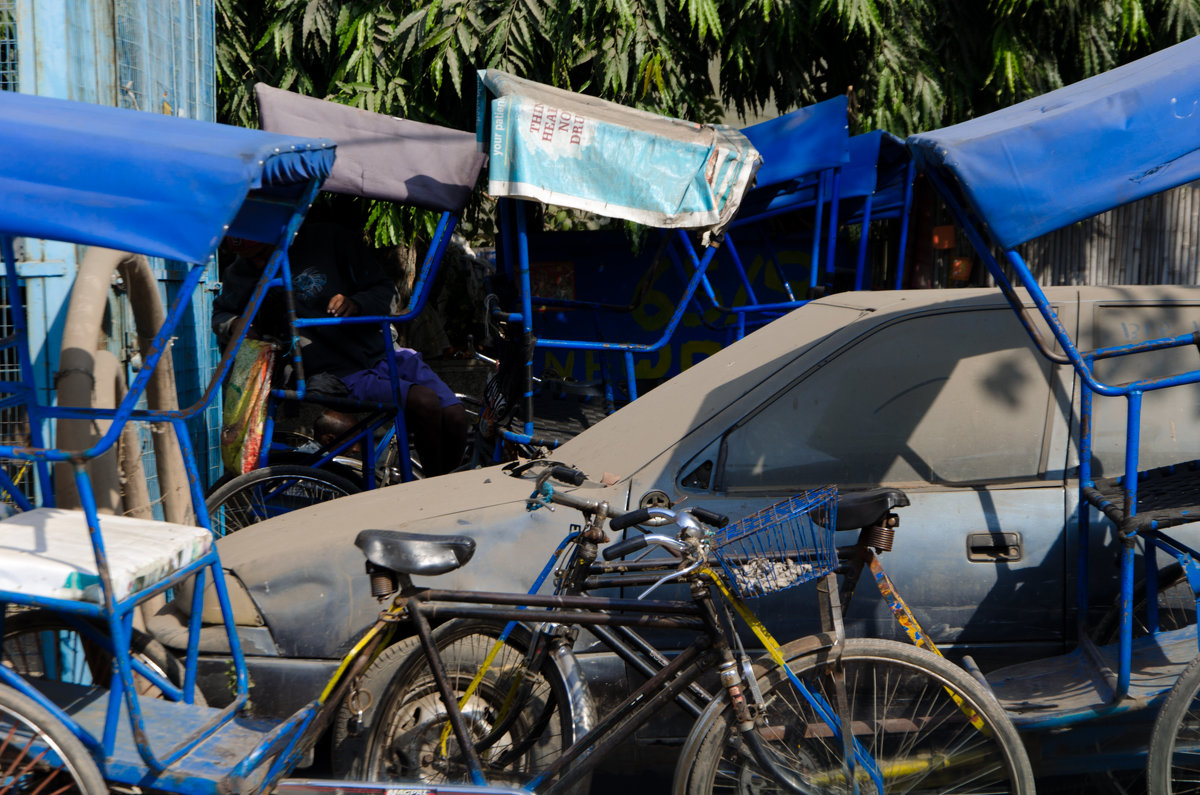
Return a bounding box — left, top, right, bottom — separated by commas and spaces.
546, 298, 876, 480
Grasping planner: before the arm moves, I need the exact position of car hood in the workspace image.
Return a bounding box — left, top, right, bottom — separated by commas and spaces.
216, 465, 628, 657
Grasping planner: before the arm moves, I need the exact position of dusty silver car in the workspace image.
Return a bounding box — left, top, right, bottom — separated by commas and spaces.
163, 283, 1200, 758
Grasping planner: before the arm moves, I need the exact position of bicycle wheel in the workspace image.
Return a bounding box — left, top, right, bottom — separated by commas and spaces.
1148, 651, 1200, 793
330, 635, 421, 774
678, 637, 1034, 794
372, 431, 421, 486
2, 609, 200, 704
351, 619, 588, 792
205, 464, 360, 537
0, 684, 106, 794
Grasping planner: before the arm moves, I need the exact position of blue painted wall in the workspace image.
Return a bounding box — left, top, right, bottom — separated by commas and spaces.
4, 0, 221, 501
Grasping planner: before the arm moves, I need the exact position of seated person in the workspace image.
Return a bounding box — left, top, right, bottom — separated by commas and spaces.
213, 222, 468, 477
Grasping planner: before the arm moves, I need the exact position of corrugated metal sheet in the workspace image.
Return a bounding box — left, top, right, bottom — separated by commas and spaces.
0, 1, 15, 91
1016, 183, 1200, 286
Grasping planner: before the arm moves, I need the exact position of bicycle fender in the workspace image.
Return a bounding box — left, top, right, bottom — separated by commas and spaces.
548, 639, 597, 745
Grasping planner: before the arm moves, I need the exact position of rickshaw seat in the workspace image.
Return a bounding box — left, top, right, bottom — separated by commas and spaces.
0, 507, 212, 604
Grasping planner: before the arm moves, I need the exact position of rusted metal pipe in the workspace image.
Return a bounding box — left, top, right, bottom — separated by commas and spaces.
118, 255, 191, 524
56, 246, 192, 522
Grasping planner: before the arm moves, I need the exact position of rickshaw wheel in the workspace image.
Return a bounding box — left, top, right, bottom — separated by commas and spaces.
205, 463, 361, 537
1148, 651, 1200, 793
0, 684, 106, 794
1094, 563, 1196, 645
2, 609, 200, 704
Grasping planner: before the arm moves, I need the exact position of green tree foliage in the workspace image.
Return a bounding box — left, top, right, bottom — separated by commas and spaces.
216, 0, 1200, 243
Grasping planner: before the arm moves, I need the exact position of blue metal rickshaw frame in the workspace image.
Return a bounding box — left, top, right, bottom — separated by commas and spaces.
0, 87, 338, 792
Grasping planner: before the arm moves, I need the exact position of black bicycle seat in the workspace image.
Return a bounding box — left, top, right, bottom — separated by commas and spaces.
835, 488, 910, 531
355, 529, 476, 576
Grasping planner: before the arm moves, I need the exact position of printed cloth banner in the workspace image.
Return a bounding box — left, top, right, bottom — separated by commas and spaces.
476, 70, 761, 240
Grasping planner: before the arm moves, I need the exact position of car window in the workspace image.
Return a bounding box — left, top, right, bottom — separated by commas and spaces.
719, 308, 1055, 491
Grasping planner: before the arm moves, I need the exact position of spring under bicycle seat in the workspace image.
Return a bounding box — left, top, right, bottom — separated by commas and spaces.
355, 529, 476, 576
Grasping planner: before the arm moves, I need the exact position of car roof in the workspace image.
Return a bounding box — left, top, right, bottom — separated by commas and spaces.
552, 284, 1200, 479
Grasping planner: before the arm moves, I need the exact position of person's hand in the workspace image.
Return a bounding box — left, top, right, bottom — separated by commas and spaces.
327, 294, 359, 317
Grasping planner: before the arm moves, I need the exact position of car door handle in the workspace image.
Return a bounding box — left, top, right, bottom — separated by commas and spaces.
966, 532, 1022, 562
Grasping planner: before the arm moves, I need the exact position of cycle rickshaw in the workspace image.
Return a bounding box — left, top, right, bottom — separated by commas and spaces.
204, 85, 487, 537
476, 71, 913, 458
0, 83, 1034, 795
908, 34, 1200, 788
0, 88, 532, 794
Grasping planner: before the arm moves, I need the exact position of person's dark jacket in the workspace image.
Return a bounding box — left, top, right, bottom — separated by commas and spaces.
213, 223, 397, 378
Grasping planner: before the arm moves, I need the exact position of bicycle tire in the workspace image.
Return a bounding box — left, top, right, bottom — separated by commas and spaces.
330, 635, 421, 774
205, 464, 360, 538
350, 619, 589, 793
2, 609, 203, 705
0, 683, 107, 794
677, 637, 1035, 795
204, 438, 362, 498
1147, 650, 1200, 793
260, 449, 364, 486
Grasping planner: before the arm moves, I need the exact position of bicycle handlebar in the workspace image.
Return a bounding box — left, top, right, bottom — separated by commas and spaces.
610, 505, 728, 532
689, 507, 730, 529
602, 533, 688, 561
602, 534, 646, 560
610, 506, 654, 531
532, 463, 729, 544
548, 465, 586, 486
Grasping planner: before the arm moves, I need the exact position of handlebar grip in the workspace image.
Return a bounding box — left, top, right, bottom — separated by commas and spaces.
610, 507, 653, 532
690, 507, 730, 529
550, 466, 586, 486
602, 535, 648, 561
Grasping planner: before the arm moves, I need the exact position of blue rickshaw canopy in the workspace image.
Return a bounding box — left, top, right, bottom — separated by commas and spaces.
740, 96, 849, 192
907, 36, 1200, 250
0, 90, 337, 263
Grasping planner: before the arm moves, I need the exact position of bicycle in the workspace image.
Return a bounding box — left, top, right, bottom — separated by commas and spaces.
330, 464, 1035, 794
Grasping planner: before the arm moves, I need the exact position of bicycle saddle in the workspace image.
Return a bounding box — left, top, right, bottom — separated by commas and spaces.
355, 529, 476, 576
835, 488, 910, 531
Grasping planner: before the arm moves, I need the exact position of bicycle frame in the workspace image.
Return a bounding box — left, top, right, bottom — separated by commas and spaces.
395, 566, 869, 794
263, 391, 406, 488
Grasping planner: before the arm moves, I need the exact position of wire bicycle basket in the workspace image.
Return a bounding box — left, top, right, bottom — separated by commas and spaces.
710, 486, 838, 598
